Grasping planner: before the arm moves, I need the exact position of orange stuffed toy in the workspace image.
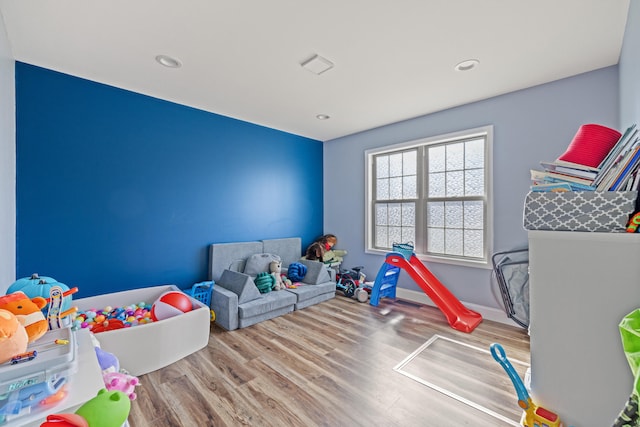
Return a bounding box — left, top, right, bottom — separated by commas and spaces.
0, 308, 29, 363
0, 292, 48, 343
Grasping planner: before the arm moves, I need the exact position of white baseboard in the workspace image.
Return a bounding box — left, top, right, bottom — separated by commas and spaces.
395, 288, 525, 328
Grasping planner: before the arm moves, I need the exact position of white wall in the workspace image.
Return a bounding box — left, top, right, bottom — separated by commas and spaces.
0, 10, 15, 291
324, 67, 619, 311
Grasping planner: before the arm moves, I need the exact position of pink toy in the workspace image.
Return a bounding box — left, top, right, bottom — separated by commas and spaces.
103, 371, 139, 401
150, 291, 193, 321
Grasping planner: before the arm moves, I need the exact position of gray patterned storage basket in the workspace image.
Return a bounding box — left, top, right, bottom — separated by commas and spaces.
523, 191, 637, 232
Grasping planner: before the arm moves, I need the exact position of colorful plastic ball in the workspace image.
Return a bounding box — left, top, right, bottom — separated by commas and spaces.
150, 291, 193, 321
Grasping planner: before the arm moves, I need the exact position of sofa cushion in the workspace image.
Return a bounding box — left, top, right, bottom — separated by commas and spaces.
286, 281, 335, 300
238, 290, 296, 318
209, 241, 263, 282
218, 270, 262, 304
244, 253, 281, 276
262, 238, 301, 268
299, 259, 332, 284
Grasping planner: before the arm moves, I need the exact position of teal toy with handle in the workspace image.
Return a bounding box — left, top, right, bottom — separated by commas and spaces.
490, 343, 564, 427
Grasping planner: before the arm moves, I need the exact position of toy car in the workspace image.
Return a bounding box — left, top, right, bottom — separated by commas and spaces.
336, 266, 368, 301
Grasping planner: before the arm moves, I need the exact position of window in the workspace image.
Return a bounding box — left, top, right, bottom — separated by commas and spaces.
365, 126, 493, 268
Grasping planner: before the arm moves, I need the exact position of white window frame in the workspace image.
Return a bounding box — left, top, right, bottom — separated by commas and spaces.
365, 125, 494, 269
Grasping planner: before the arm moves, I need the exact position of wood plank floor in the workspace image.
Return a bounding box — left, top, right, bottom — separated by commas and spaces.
128, 296, 529, 427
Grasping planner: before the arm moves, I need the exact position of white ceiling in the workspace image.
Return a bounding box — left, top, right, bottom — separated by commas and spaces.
0, 1, 630, 141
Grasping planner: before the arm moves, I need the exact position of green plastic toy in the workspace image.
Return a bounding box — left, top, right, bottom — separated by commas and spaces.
41, 388, 131, 427
614, 309, 640, 426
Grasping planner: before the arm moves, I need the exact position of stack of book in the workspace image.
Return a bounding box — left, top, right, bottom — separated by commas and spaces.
531, 124, 640, 192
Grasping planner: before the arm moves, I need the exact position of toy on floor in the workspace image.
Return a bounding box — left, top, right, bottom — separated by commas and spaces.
370, 247, 482, 333
336, 266, 368, 302
0, 308, 28, 364
40, 388, 131, 427
490, 343, 563, 427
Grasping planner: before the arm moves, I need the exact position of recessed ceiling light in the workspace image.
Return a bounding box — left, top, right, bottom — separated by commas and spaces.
454, 59, 479, 72
301, 54, 334, 75
155, 55, 182, 68
316, 114, 330, 120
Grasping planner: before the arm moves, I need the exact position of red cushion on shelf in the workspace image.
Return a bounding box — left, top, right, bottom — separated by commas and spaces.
557, 124, 622, 168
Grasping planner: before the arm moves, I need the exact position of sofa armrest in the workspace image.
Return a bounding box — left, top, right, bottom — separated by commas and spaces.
211, 286, 239, 331
299, 259, 332, 285
217, 269, 261, 303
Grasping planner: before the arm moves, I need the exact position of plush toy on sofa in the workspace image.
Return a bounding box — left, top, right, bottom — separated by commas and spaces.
313, 234, 348, 264
269, 261, 286, 291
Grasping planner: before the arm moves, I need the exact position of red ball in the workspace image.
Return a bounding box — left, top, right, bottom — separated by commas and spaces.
150, 291, 193, 321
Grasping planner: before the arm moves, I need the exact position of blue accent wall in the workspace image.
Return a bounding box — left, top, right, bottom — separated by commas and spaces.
16, 62, 323, 297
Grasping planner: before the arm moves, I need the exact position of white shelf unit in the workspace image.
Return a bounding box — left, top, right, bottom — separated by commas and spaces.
528, 230, 640, 427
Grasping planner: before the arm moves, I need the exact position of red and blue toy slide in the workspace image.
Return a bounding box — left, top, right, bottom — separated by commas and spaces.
370, 252, 483, 333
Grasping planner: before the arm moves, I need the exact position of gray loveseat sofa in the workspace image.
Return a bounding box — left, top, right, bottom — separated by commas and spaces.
208, 237, 336, 330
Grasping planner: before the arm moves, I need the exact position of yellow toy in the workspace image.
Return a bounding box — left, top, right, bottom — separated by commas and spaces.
491, 343, 563, 427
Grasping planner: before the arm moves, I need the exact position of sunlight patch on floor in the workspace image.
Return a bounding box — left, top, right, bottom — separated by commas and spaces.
394, 334, 528, 426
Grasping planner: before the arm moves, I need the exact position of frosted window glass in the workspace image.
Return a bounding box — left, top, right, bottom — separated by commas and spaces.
377, 178, 389, 200
446, 143, 464, 170
445, 229, 463, 255
464, 201, 483, 229
377, 155, 389, 178
402, 203, 415, 226
375, 227, 388, 248
403, 150, 417, 175
446, 171, 464, 197
465, 139, 484, 169
465, 169, 484, 196
402, 227, 415, 245
428, 228, 444, 253
403, 176, 417, 198
445, 201, 463, 228
389, 153, 403, 177
376, 204, 388, 225
389, 227, 402, 245
389, 177, 402, 199
429, 146, 446, 172
464, 230, 483, 257
427, 202, 444, 227
429, 172, 445, 197
369, 128, 489, 262
389, 203, 402, 226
